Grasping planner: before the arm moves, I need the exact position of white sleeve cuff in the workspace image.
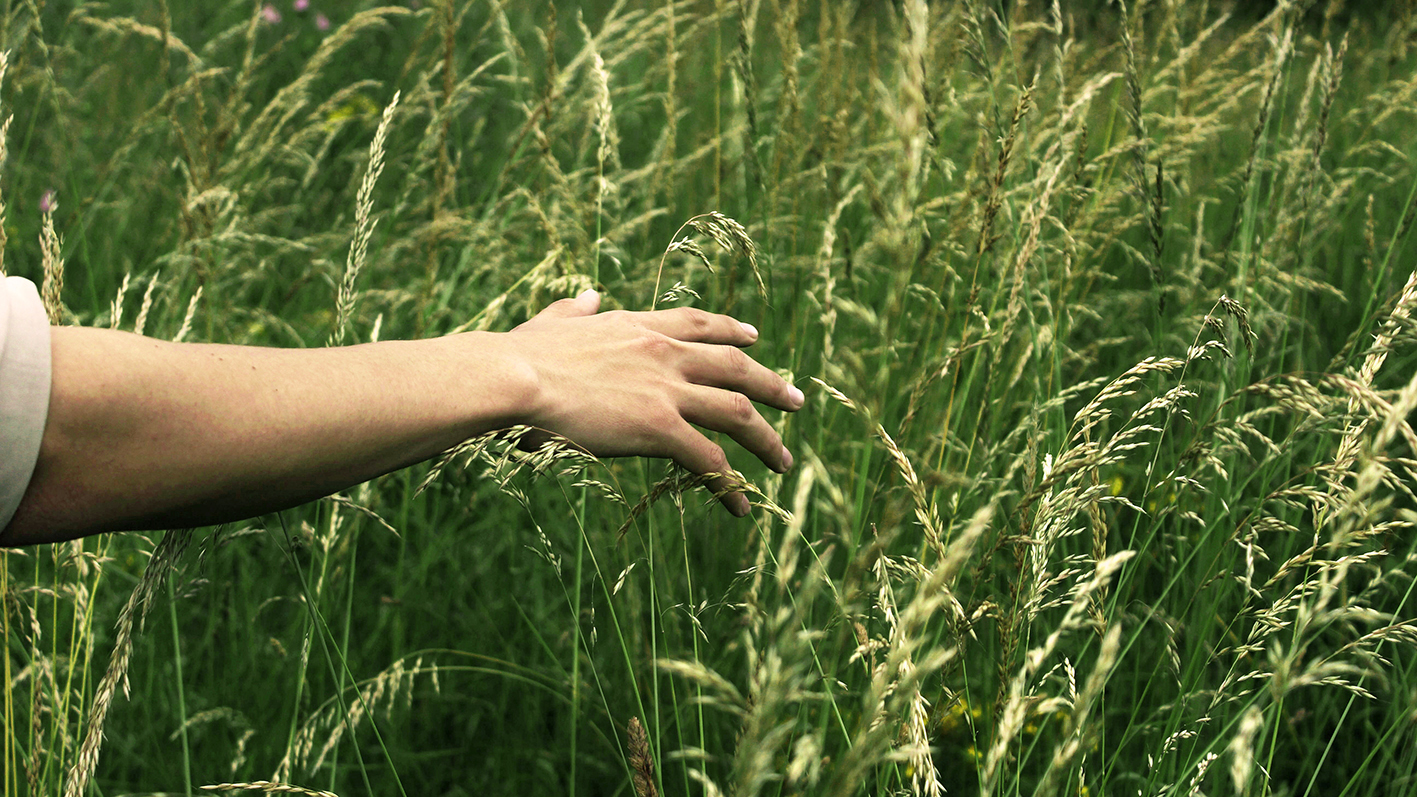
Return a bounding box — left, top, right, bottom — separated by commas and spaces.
0, 276, 52, 533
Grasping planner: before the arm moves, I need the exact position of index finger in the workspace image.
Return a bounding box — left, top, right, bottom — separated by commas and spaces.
629, 307, 760, 346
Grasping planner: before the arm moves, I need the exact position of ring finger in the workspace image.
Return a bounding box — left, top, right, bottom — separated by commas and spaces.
680, 384, 792, 474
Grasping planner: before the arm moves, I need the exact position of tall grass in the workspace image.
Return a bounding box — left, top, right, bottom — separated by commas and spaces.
3, 2, 1417, 795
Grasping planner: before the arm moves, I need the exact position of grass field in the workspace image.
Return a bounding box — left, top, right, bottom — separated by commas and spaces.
4, 1, 1417, 795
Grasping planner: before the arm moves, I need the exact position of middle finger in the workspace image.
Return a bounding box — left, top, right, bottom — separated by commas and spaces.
679, 342, 804, 413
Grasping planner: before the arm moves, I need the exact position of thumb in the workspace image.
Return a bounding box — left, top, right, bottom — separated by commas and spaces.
535, 288, 601, 320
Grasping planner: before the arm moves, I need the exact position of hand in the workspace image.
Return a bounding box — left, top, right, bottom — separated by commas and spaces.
501, 290, 804, 516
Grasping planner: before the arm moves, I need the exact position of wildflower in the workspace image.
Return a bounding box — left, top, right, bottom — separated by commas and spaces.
39, 189, 56, 213
316, 13, 330, 31
260, 4, 281, 24
294, 0, 309, 10
939, 696, 982, 735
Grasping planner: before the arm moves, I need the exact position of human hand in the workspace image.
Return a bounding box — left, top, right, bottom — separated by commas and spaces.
501, 290, 803, 516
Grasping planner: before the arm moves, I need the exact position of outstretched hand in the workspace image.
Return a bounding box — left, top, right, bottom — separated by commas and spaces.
501, 290, 804, 516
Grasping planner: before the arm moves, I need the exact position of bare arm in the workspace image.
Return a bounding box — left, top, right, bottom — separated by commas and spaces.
1, 291, 802, 546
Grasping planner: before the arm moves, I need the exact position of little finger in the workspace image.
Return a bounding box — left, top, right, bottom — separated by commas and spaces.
663, 422, 753, 517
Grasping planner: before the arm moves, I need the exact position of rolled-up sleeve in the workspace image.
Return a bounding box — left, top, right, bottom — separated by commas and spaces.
0, 276, 52, 532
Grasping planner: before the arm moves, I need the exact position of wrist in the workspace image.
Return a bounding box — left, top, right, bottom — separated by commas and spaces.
449, 330, 542, 433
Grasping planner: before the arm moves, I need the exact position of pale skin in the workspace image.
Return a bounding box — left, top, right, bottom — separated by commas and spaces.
0, 290, 804, 546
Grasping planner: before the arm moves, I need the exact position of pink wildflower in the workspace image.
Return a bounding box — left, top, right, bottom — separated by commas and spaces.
294, 0, 309, 10
260, 4, 281, 24
315, 13, 330, 31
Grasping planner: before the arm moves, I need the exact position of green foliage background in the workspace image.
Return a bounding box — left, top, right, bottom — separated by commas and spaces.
4, 2, 1417, 796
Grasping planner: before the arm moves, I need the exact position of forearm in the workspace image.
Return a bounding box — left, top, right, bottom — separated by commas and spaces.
2, 326, 534, 545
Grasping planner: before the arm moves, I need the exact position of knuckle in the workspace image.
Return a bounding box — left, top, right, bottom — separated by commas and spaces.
723, 346, 752, 376
705, 445, 730, 473
680, 307, 713, 331
729, 392, 756, 425
634, 331, 673, 357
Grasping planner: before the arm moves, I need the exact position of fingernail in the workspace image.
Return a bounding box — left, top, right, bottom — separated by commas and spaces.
733, 495, 751, 517
781, 446, 794, 470
788, 385, 805, 406
740, 321, 759, 338
577, 288, 599, 300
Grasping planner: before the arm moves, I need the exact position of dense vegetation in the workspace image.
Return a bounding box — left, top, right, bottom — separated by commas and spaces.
4, 1, 1417, 795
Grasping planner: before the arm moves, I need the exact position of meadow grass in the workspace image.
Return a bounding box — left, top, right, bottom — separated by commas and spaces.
3, 1, 1417, 795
